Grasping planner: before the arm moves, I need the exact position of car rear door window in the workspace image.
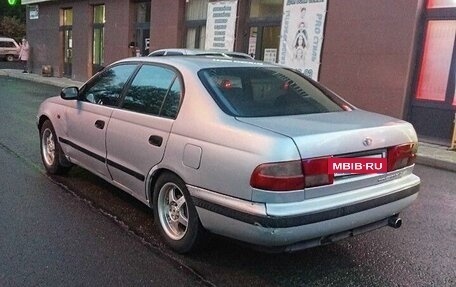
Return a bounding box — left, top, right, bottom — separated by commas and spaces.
79, 64, 137, 106
121, 65, 180, 117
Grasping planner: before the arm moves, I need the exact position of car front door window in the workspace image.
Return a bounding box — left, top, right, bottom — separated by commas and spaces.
80, 64, 138, 106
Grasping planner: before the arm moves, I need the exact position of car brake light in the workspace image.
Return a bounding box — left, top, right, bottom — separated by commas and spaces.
387, 143, 417, 171
250, 157, 334, 191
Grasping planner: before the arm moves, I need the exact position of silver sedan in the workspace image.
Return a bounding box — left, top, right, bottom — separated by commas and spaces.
37, 56, 420, 253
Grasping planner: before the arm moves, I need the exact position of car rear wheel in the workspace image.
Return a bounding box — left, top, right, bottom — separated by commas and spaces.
40, 120, 71, 174
153, 173, 204, 253
5, 55, 15, 62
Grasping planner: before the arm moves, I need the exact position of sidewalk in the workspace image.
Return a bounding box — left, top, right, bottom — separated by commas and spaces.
0, 68, 83, 88
1, 68, 456, 172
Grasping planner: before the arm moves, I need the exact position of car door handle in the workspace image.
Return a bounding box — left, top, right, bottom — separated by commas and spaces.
148, 135, 163, 147
94, 120, 105, 129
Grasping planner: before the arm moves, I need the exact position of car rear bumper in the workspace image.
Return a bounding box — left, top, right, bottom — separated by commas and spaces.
188, 173, 420, 249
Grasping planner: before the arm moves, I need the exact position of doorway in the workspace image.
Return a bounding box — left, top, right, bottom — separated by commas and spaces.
61, 8, 73, 78
63, 28, 72, 77
248, 25, 280, 62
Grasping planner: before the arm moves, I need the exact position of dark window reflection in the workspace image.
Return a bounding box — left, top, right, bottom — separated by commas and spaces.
161, 79, 182, 119
80, 64, 137, 106
122, 65, 180, 117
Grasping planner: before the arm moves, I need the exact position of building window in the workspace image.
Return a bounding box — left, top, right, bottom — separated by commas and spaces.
416, 20, 456, 103
185, 0, 208, 49
136, 1, 151, 23
249, 0, 283, 18
135, 1, 151, 55
63, 8, 73, 26
93, 4, 105, 70
427, 0, 456, 8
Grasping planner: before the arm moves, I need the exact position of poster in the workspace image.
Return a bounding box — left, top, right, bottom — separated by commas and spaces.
205, 1, 238, 51
279, 0, 328, 80
264, 49, 277, 63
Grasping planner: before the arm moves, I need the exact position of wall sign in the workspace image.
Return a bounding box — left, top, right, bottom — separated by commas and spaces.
205, 0, 238, 51
29, 5, 39, 20
279, 0, 328, 80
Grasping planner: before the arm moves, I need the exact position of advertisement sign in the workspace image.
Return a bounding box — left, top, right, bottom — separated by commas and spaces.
279, 0, 328, 80
205, 1, 238, 51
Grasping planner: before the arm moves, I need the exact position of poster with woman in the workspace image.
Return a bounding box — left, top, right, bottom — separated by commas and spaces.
279, 0, 328, 80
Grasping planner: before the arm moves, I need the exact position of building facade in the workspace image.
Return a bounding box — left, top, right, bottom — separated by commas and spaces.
22, 0, 456, 145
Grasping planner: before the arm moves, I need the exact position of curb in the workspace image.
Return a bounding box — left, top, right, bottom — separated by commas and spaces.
416, 154, 456, 172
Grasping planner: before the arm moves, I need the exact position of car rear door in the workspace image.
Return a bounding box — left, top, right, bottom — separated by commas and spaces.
105, 64, 183, 201
63, 64, 138, 179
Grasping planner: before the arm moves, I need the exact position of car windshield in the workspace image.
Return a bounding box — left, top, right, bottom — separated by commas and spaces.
198, 67, 345, 117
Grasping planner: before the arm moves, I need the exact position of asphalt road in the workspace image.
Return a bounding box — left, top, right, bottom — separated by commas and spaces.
0, 77, 455, 286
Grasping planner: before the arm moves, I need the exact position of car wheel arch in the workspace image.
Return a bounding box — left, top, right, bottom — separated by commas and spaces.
38, 115, 51, 131
147, 168, 186, 207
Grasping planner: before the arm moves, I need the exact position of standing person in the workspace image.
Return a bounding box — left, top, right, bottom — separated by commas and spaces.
18, 38, 30, 73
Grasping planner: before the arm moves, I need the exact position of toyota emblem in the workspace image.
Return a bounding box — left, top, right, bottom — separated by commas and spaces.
363, 137, 373, 147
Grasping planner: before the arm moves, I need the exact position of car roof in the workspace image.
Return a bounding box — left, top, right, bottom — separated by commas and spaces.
116, 56, 278, 72
149, 48, 202, 55
148, 48, 253, 59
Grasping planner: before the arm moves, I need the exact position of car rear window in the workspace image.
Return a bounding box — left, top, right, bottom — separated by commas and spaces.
198, 67, 347, 117
198, 67, 344, 117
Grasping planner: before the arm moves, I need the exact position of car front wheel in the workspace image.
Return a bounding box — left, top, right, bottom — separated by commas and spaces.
40, 120, 71, 174
153, 173, 204, 253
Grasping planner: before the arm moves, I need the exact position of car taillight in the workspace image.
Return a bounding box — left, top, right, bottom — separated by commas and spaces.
250, 157, 334, 191
387, 143, 417, 171
302, 157, 334, 188
250, 160, 304, 191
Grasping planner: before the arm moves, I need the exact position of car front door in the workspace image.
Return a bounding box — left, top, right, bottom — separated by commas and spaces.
106, 64, 182, 201
62, 64, 138, 179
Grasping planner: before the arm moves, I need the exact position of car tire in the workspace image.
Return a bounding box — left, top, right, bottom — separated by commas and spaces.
5, 55, 15, 62
153, 172, 204, 253
40, 120, 71, 175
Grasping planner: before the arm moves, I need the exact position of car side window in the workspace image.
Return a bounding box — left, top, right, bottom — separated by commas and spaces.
160, 78, 182, 119
165, 51, 184, 56
122, 65, 180, 117
149, 51, 165, 56
79, 64, 137, 106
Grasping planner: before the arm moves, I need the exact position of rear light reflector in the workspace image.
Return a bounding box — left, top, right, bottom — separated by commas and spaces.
250, 157, 334, 191
387, 143, 417, 171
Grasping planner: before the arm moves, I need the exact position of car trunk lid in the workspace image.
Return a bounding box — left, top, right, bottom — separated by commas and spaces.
236, 110, 417, 159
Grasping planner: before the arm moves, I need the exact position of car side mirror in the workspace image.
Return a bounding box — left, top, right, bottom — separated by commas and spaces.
60, 87, 79, 100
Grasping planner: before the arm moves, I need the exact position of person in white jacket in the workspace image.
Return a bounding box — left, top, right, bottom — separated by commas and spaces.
18, 38, 30, 73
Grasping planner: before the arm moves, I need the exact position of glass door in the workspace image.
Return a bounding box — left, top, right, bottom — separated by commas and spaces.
92, 5, 105, 75
62, 8, 73, 77
63, 28, 72, 76
249, 25, 280, 62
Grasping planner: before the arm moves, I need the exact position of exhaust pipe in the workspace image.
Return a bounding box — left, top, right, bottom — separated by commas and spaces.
388, 216, 402, 229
